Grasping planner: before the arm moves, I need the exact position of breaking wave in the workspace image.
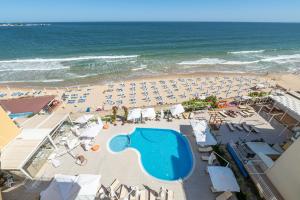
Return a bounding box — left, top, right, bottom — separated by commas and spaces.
228, 50, 265, 54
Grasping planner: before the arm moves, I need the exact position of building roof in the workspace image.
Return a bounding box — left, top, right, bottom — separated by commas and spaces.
0, 95, 55, 114
20, 113, 69, 129
0, 106, 20, 150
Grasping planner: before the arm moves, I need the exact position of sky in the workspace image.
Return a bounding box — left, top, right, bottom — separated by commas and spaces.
1, 0, 300, 23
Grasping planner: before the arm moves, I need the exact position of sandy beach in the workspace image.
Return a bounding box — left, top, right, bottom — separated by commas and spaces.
3, 71, 299, 114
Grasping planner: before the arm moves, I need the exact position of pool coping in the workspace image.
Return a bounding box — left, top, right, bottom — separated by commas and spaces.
106, 126, 196, 183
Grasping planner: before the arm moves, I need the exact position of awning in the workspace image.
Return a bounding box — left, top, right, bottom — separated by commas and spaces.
190, 120, 217, 146
141, 108, 156, 119
170, 104, 185, 116
270, 94, 300, 122
208, 166, 240, 192
20, 113, 69, 129
40, 174, 101, 200
0, 129, 52, 170
246, 142, 281, 156
74, 114, 94, 124
127, 108, 141, 120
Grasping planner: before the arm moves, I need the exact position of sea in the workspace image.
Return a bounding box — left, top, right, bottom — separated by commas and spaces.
0, 22, 300, 85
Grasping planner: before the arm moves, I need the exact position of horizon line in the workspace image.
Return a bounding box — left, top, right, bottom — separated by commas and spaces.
1, 20, 300, 24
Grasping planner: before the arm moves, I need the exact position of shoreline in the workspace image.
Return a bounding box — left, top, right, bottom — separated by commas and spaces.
0, 70, 273, 88
0, 70, 299, 91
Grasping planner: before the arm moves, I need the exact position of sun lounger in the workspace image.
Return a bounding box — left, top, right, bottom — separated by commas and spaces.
233, 124, 244, 131
118, 185, 130, 200
138, 189, 147, 200
108, 179, 121, 198
219, 111, 228, 118
198, 146, 213, 153
242, 122, 251, 132
149, 190, 156, 200
216, 192, 232, 200
249, 125, 260, 133
167, 189, 174, 200
158, 187, 167, 200
226, 122, 235, 132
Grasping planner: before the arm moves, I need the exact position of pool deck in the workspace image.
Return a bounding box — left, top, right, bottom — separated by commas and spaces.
2, 110, 290, 200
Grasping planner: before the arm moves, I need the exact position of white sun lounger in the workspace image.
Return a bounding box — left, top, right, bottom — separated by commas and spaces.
108, 179, 121, 198
216, 192, 232, 200
233, 124, 244, 131
242, 122, 251, 132
249, 125, 260, 133
167, 189, 174, 200
138, 189, 147, 200
158, 187, 167, 200
118, 185, 130, 200
226, 122, 235, 132
198, 146, 213, 153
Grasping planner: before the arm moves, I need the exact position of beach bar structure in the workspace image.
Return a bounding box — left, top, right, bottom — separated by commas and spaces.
0, 95, 58, 118
0, 113, 71, 179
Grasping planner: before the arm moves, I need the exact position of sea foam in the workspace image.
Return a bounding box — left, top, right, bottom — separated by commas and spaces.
228, 50, 265, 54
0, 55, 139, 63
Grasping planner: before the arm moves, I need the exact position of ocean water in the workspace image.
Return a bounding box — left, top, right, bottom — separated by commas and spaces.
0, 22, 300, 84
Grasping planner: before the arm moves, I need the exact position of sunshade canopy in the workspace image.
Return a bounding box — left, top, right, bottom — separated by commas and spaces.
170, 104, 185, 116
127, 108, 141, 120
40, 174, 101, 200
0, 129, 51, 170
208, 166, 240, 192
74, 114, 94, 124
141, 107, 156, 119
270, 94, 300, 122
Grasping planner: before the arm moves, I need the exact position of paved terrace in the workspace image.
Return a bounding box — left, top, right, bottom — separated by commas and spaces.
2, 110, 289, 200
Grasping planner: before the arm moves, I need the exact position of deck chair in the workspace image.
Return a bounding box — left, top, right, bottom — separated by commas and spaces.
242, 122, 251, 132
158, 187, 167, 200
216, 192, 232, 200
118, 185, 130, 200
198, 146, 213, 153
138, 189, 147, 200
127, 186, 139, 200
108, 179, 121, 198
226, 122, 235, 132
249, 125, 260, 133
233, 124, 244, 131
167, 189, 174, 200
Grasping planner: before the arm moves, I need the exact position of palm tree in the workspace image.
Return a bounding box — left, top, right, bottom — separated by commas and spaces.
122, 106, 128, 122
112, 106, 118, 125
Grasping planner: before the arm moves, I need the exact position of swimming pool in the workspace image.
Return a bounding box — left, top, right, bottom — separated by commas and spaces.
9, 112, 33, 119
109, 128, 194, 181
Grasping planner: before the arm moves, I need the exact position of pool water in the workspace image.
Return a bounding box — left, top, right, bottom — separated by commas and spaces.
109, 128, 194, 181
9, 112, 33, 119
